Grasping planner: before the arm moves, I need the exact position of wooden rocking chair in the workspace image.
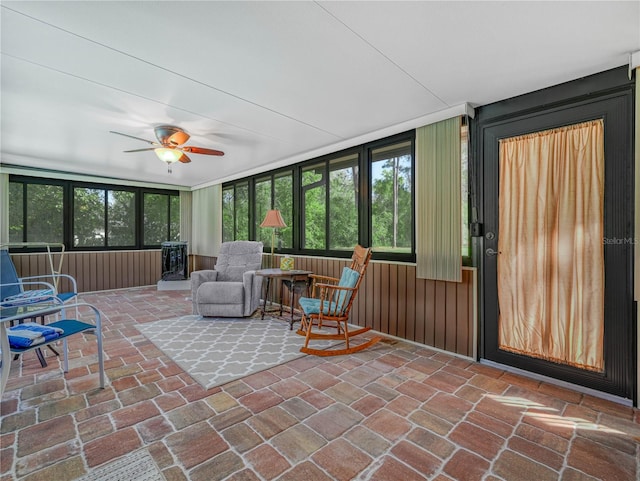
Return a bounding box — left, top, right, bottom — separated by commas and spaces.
296, 245, 382, 356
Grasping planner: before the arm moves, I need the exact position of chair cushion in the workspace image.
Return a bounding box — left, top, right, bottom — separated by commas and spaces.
2, 289, 54, 307
215, 241, 263, 282
336, 267, 360, 309
299, 297, 341, 316
56, 292, 77, 303
197, 281, 244, 304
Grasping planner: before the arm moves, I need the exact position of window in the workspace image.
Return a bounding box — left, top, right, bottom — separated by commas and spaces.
221, 131, 415, 261
8, 176, 178, 250
222, 186, 234, 243
254, 177, 272, 247
8, 181, 23, 243
370, 140, 413, 254
274, 172, 293, 249
74, 187, 106, 247
302, 162, 326, 250
222, 182, 250, 242
143, 193, 180, 246
108, 190, 136, 247
9, 181, 64, 244
329, 154, 358, 250
235, 182, 249, 240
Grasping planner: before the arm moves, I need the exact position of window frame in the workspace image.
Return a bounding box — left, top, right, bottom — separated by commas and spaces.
222, 130, 419, 262
364, 132, 416, 262
8, 175, 179, 252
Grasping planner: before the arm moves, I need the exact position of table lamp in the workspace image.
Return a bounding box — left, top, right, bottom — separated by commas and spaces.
260, 209, 287, 268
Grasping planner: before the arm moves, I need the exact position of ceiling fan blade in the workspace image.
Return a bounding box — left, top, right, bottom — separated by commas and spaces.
123, 148, 157, 153
182, 146, 225, 156
178, 153, 192, 163
110, 131, 157, 145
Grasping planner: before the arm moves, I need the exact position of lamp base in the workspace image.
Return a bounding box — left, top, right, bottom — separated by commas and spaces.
271, 229, 276, 268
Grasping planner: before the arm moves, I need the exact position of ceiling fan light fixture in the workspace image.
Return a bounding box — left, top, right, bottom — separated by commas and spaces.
154, 148, 183, 164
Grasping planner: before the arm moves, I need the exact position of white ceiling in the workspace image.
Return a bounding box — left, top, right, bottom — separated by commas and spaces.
1, 1, 639, 189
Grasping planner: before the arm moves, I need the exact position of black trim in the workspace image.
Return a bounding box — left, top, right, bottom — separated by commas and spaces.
8, 175, 179, 252
222, 129, 418, 262
473, 65, 636, 402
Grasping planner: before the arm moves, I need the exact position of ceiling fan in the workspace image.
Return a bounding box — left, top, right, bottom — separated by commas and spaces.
110, 125, 224, 173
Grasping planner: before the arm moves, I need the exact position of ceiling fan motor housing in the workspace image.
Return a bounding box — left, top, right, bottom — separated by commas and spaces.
155, 125, 190, 146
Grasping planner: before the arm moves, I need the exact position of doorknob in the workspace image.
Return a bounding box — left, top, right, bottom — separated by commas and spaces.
485, 248, 501, 257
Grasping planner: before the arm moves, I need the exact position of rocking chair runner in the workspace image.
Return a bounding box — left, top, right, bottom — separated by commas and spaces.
296, 245, 382, 356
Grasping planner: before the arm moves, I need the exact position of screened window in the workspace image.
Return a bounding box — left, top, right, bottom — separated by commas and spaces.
274, 172, 293, 249
329, 154, 358, 250
235, 182, 249, 240
255, 177, 273, 247
8, 176, 178, 250
370, 141, 413, 253
74, 187, 106, 247
302, 162, 326, 250
8, 181, 24, 243
109, 190, 136, 246
221, 131, 415, 262
222, 186, 234, 243
143, 193, 180, 245
9, 182, 65, 244
223, 182, 250, 242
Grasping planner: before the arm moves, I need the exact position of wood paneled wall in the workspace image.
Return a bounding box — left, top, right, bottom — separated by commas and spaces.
11, 250, 477, 358
11, 250, 162, 293
267, 255, 477, 358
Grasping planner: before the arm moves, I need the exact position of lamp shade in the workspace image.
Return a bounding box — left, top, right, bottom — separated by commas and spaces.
260, 209, 287, 229
154, 148, 183, 163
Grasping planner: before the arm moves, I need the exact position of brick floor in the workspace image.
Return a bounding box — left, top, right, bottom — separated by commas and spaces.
1, 286, 638, 480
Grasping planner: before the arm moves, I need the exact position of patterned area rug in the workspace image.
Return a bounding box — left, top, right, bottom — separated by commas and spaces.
76, 448, 165, 481
137, 315, 339, 389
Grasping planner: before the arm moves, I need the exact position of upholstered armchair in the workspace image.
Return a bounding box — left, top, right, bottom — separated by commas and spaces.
191, 241, 264, 317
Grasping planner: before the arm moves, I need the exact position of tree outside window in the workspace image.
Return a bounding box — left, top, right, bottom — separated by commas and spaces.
370, 141, 412, 253
144, 193, 179, 245
108, 190, 136, 246
255, 177, 272, 247
302, 163, 326, 250
329, 154, 358, 250
274, 172, 293, 249
74, 188, 105, 247
26, 184, 64, 243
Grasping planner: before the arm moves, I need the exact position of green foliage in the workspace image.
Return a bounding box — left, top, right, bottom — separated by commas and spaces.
274, 174, 293, 248
8, 182, 23, 243
255, 178, 272, 246
144, 193, 170, 245
329, 166, 358, 250
74, 188, 105, 247
26, 184, 64, 243
304, 185, 325, 249
222, 187, 234, 243
371, 156, 412, 250
9, 180, 179, 249
108, 190, 136, 246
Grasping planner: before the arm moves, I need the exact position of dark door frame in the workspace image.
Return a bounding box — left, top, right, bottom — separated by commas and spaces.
472, 66, 636, 402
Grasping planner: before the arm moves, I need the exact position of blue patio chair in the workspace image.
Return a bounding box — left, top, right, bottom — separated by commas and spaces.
0, 249, 78, 318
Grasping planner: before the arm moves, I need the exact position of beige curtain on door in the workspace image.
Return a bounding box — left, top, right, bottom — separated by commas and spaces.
498, 119, 604, 372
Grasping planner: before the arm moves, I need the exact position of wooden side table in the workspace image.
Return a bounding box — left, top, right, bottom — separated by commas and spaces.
255, 268, 312, 329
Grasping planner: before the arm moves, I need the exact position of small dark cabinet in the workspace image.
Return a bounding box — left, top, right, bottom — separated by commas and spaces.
161, 242, 188, 281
